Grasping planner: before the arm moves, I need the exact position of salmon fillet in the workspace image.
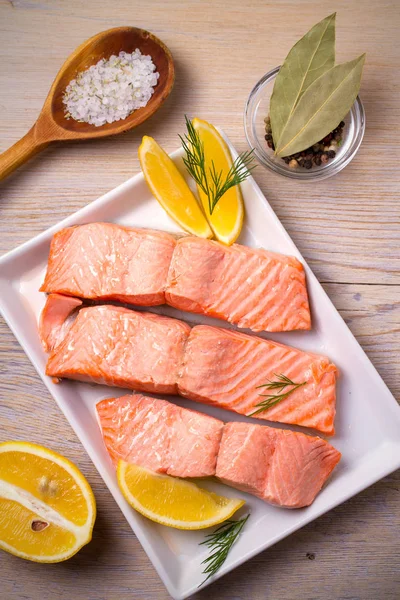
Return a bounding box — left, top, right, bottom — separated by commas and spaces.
97, 394, 224, 478
45, 302, 190, 394
42, 225, 310, 332
97, 394, 341, 508
41, 297, 336, 434
166, 236, 311, 332
216, 421, 341, 508
178, 325, 337, 435
40, 223, 176, 306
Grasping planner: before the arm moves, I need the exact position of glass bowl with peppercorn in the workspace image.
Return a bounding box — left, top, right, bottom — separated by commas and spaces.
244, 66, 365, 181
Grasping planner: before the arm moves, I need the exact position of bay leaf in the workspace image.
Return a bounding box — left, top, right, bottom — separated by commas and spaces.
275, 54, 365, 157
270, 13, 336, 148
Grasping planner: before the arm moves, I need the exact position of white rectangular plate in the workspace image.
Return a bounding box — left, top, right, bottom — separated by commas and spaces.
1, 133, 400, 600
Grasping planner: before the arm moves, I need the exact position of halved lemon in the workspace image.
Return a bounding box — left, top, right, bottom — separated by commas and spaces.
0, 441, 96, 563
139, 135, 213, 239
192, 118, 244, 245
117, 462, 244, 530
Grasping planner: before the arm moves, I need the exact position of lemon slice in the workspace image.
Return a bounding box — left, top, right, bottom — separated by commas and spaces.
0, 441, 96, 563
192, 118, 244, 245
117, 462, 244, 530
139, 135, 213, 238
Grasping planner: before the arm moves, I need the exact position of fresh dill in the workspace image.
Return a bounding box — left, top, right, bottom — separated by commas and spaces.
199, 514, 250, 586
249, 373, 306, 417
179, 115, 256, 215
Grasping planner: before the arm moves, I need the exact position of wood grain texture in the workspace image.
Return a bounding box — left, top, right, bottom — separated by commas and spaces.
0, 1, 399, 599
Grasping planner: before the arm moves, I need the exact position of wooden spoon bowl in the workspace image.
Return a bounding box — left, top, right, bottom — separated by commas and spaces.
0, 27, 175, 181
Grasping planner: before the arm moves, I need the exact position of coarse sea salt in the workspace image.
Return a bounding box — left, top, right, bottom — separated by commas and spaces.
63, 49, 159, 127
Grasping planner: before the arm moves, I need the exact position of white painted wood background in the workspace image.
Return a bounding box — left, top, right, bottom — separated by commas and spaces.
0, 1, 399, 599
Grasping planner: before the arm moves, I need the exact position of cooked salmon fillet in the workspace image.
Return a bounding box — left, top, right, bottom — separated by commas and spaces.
178, 325, 337, 435
42, 224, 310, 333
41, 296, 336, 434
45, 301, 190, 394
166, 236, 311, 332
40, 223, 176, 306
216, 421, 341, 508
97, 394, 224, 477
97, 394, 341, 508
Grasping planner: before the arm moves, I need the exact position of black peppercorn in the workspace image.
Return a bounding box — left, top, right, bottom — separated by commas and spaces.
267, 113, 345, 169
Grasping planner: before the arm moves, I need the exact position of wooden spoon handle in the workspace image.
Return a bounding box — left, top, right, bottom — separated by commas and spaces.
0, 126, 50, 181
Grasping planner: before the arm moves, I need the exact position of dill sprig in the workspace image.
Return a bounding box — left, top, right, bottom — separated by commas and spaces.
249, 373, 306, 417
179, 115, 256, 215
199, 514, 249, 586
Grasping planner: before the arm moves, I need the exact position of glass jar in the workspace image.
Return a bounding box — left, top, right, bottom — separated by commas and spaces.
244, 66, 365, 181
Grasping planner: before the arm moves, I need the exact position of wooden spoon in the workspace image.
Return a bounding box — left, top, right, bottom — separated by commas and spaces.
0, 27, 175, 181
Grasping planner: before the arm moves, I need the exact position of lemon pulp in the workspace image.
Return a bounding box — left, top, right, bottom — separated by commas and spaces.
117, 462, 244, 530
192, 118, 244, 245
139, 135, 212, 238
0, 441, 96, 562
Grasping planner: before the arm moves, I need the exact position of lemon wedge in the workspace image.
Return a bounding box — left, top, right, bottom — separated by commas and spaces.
0, 441, 96, 563
117, 462, 244, 530
192, 118, 244, 245
139, 135, 213, 239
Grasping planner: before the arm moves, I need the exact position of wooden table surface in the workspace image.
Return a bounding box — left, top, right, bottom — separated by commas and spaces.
1, 1, 399, 598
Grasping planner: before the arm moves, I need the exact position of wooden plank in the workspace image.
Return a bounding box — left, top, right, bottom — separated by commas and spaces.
0, 0, 399, 598
0, 0, 399, 283
0, 283, 399, 599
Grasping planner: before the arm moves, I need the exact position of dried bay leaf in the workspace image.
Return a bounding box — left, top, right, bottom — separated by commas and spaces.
270, 13, 336, 148
275, 54, 365, 157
